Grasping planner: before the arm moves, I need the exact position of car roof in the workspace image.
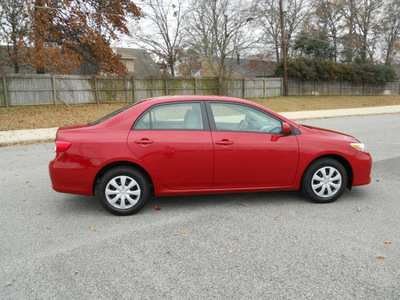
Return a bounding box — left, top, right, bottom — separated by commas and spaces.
141, 95, 253, 105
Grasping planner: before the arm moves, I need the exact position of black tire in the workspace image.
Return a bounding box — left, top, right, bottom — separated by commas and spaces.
301, 158, 347, 203
97, 167, 150, 215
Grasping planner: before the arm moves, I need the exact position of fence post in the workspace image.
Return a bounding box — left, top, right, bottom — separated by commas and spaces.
124, 78, 128, 102
2, 75, 9, 107
340, 81, 342, 96
242, 78, 245, 98
194, 78, 198, 94
94, 77, 100, 104
298, 80, 300, 96
51, 75, 57, 105
131, 77, 135, 102
165, 78, 169, 95
313, 80, 316, 96
263, 78, 266, 99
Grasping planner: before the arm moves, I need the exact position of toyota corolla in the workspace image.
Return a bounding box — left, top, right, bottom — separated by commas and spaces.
49, 95, 372, 215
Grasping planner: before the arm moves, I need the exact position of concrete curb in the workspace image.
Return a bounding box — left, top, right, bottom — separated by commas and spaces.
280, 105, 400, 120
0, 127, 58, 145
1, 105, 400, 145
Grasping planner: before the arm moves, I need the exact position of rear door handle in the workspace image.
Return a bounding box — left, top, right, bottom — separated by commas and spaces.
134, 138, 154, 145
215, 139, 234, 146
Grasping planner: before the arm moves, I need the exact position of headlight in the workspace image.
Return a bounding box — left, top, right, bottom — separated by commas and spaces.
350, 143, 368, 152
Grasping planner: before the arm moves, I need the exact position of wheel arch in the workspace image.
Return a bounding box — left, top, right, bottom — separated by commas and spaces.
93, 161, 154, 194
301, 154, 354, 189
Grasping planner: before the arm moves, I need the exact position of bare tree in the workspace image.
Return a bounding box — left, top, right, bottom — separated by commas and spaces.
177, 47, 201, 76
314, 0, 344, 61
255, 0, 311, 63
185, 0, 255, 93
337, 0, 383, 62
337, 0, 356, 62
254, 0, 281, 61
0, 0, 30, 73
353, 0, 383, 62
381, 0, 400, 64
134, 0, 186, 76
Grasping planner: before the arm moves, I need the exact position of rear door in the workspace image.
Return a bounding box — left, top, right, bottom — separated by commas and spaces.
128, 101, 214, 190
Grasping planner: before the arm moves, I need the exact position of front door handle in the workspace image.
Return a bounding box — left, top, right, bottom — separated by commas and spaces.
134, 138, 154, 145
215, 139, 234, 146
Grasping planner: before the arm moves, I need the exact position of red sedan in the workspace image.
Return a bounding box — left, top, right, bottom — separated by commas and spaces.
49, 96, 372, 215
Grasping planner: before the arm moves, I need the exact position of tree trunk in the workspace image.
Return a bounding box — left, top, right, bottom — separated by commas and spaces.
34, 0, 46, 74
14, 63, 19, 74
275, 40, 280, 62
169, 61, 175, 77
385, 44, 392, 64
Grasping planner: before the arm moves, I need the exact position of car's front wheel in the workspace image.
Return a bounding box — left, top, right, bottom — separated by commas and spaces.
301, 158, 347, 203
97, 167, 150, 215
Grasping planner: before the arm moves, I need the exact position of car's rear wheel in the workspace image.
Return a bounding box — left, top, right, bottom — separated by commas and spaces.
97, 167, 149, 215
301, 158, 347, 203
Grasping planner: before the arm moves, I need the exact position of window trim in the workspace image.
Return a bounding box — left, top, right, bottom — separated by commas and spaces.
89, 101, 142, 126
205, 101, 288, 135
131, 101, 210, 131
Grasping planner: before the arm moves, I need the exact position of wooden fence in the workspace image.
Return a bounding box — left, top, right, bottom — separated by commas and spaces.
288, 79, 400, 96
0, 75, 281, 106
0, 74, 398, 107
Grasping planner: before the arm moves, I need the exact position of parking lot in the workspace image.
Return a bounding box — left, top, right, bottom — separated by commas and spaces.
1, 114, 399, 299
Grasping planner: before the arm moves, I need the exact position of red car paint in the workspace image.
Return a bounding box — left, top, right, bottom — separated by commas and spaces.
49, 95, 371, 198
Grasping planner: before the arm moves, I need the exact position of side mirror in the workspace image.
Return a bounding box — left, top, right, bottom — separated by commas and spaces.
282, 122, 292, 134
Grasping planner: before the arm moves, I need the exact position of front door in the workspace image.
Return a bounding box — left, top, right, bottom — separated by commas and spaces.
208, 102, 299, 188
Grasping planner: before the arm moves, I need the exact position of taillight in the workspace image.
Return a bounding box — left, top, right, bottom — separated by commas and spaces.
55, 141, 71, 153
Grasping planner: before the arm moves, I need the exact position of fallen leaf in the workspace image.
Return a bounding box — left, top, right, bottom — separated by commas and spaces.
177, 232, 187, 236
342, 254, 350, 259
366, 206, 372, 210
275, 216, 281, 221
154, 206, 161, 210
36, 212, 41, 215
164, 251, 172, 255
90, 226, 96, 231
23, 199, 28, 202
377, 256, 385, 259
98, 209, 104, 212
5, 280, 14, 287
45, 227, 53, 230
357, 207, 361, 212
361, 265, 367, 268
384, 239, 392, 244
227, 249, 235, 253
376, 179, 380, 182
26, 181, 30, 183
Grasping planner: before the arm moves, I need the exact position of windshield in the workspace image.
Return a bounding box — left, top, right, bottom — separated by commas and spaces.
89, 101, 141, 126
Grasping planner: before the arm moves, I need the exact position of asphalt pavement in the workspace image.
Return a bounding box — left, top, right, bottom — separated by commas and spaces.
0, 113, 399, 299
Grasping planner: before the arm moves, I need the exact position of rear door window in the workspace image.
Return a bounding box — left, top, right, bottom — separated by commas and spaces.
134, 102, 204, 130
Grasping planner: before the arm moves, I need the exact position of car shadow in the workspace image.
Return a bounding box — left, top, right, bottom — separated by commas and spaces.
57, 194, 103, 215
57, 189, 369, 216
144, 190, 307, 212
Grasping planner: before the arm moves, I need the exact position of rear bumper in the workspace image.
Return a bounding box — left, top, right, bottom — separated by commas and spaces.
49, 157, 98, 196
